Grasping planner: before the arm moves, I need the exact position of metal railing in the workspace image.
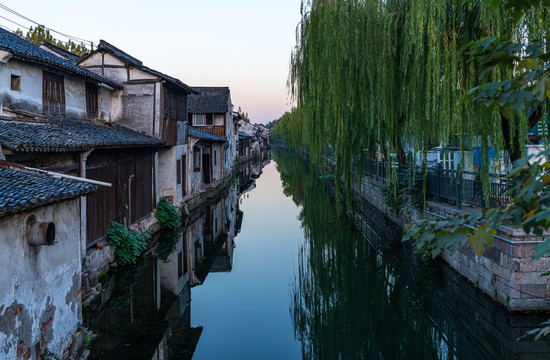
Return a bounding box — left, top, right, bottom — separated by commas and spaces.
363, 160, 514, 209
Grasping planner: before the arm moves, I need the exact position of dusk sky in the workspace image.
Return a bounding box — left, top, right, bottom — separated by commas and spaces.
0, 0, 302, 124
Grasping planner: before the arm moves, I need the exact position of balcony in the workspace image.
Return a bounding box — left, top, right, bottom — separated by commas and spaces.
195, 125, 226, 137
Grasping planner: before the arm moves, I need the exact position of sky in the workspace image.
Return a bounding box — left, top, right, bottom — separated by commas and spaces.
0, 0, 303, 124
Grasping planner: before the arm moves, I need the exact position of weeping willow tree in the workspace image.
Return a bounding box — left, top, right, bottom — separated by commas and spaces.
288, 0, 550, 208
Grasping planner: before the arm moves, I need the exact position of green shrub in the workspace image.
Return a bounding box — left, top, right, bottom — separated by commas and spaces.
155, 198, 182, 229
107, 222, 149, 266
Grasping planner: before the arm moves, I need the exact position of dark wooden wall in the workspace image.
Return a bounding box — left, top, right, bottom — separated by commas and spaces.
86, 148, 154, 245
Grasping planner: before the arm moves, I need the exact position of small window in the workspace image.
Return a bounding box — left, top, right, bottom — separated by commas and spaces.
43, 71, 65, 116
86, 83, 99, 119
10, 75, 21, 91
214, 114, 224, 126
194, 114, 206, 126
178, 251, 183, 278
214, 150, 217, 166
194, 147, 201, 172
176, 159, 182, 184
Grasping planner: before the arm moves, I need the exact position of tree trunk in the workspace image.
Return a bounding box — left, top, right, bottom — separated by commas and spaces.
501, 105, 543, 163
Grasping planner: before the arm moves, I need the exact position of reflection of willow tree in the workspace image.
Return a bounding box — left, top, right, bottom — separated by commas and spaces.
273, 148, 450, 359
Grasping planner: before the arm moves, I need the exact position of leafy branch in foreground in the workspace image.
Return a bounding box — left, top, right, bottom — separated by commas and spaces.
404, 148, 550, 259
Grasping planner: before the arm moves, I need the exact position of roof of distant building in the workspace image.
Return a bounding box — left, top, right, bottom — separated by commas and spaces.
238, 131, 254, 139
188, 126, 226, 142
0, 117, 165, 152
188, 87, 231, 114
0, 28, 121, 89
39, 40, 80, 62
0, 161, 97, 218
79, 40, 197, 94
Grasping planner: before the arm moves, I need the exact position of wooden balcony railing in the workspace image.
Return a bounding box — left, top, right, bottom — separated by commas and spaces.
196, 125, 226, 137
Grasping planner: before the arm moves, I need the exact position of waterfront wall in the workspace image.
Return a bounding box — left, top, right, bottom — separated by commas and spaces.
354, 178, 550, 311
350, 199, 550, 358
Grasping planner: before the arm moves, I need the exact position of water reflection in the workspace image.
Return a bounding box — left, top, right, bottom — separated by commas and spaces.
87, 148, 550, 360
272, 147, 550, 360
86, 158, 265, 360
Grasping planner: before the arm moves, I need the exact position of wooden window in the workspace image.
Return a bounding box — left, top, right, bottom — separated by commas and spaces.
206, 113, 213, 125
193, 114, 206, 126
86, 82, 99, 119
194, 147, 201, 172
42, 71, 65, 116
177, 159, 182, 184
10, 75, 20, 91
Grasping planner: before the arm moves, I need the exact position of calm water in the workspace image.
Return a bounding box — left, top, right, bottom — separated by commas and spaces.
87, 148, 550, 360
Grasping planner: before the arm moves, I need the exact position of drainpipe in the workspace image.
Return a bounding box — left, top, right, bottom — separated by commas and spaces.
80, 149, 93, 260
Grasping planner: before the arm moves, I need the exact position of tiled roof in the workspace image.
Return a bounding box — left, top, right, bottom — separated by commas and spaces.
39, 40, 80, 62
0, 28, 121, 89
0, 117, 165, 152
188, 87, 231, 113
0, 162, 97, 218
188, 126, 226, 142
83, 40, 197, 94
238, 131, 254, 139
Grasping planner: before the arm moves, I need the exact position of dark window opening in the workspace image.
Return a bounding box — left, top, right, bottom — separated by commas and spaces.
194, 147, 201, 172
177, 159, 182, 184
214, 150, 217, 166
43, 71, 65, 116
178, 251, 183, 278
206, 113, 213, 125
86, 82, 99, 119
10, 75, 21, 91
183, 238, 188, 274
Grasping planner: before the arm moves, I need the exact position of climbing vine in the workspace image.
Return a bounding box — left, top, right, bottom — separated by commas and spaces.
107, 222, 150, 266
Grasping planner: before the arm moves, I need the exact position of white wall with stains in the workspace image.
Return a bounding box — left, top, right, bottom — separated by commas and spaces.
0, 199, 82, 360
0, 58, 114, 121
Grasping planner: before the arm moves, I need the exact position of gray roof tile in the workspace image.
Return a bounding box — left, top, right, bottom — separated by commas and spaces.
82, 40, 197, 94
0, 117, 165, 152
0, 28, 121, 89
188, 87, 231, 113
0, 162, 97, 218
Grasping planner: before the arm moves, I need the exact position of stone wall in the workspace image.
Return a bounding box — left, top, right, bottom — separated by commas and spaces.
353, 178, 550, 311
350, 196, 550, 358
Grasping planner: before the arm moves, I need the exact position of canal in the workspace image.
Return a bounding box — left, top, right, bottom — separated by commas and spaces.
86, 147, 550, 360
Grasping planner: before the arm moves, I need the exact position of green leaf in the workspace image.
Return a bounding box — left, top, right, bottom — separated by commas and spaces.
533, 238, 550, 260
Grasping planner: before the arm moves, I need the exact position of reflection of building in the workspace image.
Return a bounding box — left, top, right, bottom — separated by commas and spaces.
185, 185, 239, 284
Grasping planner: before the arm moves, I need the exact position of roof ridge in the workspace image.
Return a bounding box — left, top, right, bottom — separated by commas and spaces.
98, 39, 143, 65
0, 28, 121, 89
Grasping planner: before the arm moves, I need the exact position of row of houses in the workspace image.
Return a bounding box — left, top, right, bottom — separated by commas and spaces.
0, 28, 268, 360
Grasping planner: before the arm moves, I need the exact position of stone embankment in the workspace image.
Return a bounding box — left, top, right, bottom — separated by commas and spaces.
354, 178, 550, 311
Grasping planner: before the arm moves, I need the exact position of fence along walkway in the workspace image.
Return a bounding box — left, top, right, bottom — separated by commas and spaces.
363, 160, 514, 209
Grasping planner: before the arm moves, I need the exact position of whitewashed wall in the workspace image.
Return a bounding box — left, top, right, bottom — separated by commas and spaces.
0, 199, 82, 360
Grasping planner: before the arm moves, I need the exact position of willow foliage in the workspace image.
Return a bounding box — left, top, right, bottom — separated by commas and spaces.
288, 0, 550, 208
